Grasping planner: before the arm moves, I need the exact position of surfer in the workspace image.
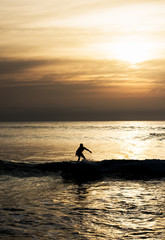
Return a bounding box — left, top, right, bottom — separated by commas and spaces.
75, 143, 92, 162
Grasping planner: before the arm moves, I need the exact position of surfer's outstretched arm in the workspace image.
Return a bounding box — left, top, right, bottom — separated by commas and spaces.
84, 147, 92, 153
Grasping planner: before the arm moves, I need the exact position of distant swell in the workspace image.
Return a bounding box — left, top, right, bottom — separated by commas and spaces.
0, 159, 165, 181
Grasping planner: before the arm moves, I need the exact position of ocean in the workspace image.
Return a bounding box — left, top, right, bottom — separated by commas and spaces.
0, 121, 164, 239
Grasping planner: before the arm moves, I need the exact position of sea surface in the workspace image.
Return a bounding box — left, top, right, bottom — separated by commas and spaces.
0, 121, 164, 239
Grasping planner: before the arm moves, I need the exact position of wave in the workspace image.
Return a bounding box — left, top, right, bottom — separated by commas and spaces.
149, 133, 165, 141
0, 159, 165, 182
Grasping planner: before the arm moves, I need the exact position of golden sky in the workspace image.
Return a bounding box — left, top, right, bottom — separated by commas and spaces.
0, 0, 165, 120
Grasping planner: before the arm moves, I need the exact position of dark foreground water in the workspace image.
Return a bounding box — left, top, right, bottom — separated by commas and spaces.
0, 121, 165, 239
0, 174, 164, 240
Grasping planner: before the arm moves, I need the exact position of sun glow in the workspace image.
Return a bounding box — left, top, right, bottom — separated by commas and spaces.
113, 40, 152, 63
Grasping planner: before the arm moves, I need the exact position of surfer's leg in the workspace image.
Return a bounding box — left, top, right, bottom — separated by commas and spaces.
77, 156, 80, 162
81, 153, 86, 160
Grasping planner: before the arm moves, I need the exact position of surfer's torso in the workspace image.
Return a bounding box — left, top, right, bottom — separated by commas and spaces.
76, 146, 85, 156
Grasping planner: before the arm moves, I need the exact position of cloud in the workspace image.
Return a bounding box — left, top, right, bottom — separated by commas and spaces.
0, 57, 164, 93
1, 0, 165, 61
0, 1, 165, 120
0, 57, 129, 77
0, 58, 50, 75
0, 57, 165, 120
136, 59, 165, 92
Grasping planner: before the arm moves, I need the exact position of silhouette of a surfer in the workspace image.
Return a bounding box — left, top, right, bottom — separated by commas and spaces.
75, 143, 92, 162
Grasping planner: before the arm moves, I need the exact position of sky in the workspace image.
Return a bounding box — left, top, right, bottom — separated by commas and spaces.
0, 0, 165, 121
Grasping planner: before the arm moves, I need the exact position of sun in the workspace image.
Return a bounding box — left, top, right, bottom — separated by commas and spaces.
95, 39, 154, 64
113, 40, 151, 63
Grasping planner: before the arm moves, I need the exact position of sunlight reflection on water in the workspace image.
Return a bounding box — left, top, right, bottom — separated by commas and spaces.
120, 128, 151, 159
0, 121, 165, 162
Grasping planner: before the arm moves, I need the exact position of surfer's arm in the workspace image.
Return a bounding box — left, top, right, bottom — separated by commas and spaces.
84, 147, 92, 153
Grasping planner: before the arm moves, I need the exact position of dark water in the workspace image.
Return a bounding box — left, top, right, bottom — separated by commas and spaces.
0, 174, 164, 240
0, 121, 165, 239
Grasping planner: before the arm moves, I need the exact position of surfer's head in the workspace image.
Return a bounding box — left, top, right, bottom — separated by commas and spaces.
80, 143, 83, 147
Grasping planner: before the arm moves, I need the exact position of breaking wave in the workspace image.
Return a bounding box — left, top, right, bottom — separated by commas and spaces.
0, 159, 165, 182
